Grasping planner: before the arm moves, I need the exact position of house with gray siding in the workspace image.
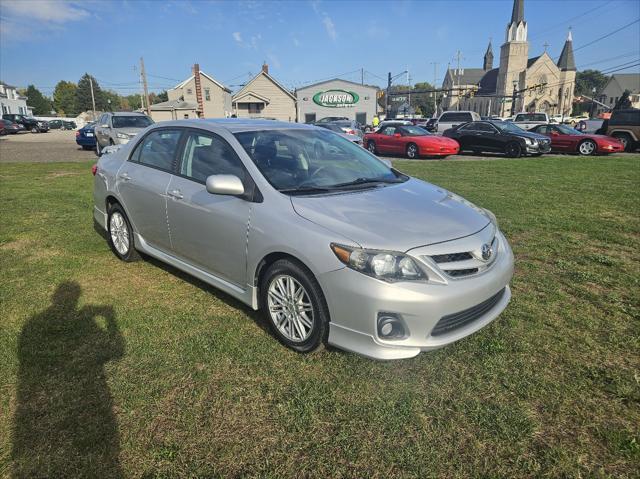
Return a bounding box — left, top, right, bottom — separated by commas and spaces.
0, 82, 32, 116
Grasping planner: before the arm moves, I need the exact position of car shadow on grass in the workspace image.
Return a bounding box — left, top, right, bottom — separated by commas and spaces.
12, 281, 125, 478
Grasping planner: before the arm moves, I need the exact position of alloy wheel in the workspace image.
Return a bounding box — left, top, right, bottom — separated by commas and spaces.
367, 142, 376, 154
109, 212, 130, 255
407, 144, 417, 158
579, 140, 596, 156
267, 274, 314, 342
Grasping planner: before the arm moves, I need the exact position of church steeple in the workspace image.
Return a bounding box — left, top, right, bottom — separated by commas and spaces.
483, 39, 494, 70
557, 29, 576, 71
506, 0, 527, 42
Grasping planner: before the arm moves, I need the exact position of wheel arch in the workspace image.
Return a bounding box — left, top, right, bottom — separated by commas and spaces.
254, 251, 315, 290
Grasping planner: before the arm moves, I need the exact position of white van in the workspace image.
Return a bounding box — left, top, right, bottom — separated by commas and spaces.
436, 111, 481, 134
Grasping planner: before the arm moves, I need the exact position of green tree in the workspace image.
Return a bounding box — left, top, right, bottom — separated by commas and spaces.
52, 81, 78, 117
125, 94, 142, 111
412, 81, 437, 118
102, 90, 121, 112
76, 74, 106, 112
156, 90, 168, 103
575, 69, 609, 96
25, 85, 52, 115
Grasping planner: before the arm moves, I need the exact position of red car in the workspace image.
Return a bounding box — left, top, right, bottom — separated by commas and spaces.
365, 124, 459, 159
529, 124, 625, 156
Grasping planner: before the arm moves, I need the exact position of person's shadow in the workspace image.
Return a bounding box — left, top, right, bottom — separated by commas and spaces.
12, 281, 124, 478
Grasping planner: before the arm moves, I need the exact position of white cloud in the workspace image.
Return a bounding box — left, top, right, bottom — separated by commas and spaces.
233, 31, 243, 44
1, 0, 90, 42
322, 14, 337, 41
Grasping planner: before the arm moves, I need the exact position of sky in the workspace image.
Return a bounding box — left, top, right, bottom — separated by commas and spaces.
1, 0, 639, 97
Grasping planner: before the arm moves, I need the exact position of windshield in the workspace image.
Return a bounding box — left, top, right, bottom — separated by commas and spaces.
234, 129, 406, 193
112, 116, 153, 129
556, 124, 583, 135
399, 125, 430, 136
493, 121, 525, 133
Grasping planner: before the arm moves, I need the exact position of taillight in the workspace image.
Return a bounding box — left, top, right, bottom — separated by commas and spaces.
91, 164, 98, 176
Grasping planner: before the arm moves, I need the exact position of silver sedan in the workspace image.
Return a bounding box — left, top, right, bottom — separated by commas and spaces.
93, 119, 514, 359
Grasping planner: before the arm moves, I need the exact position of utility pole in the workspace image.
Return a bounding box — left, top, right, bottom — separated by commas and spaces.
134, 65, 144, 112
361, 67, 364, 85
407, 70, 411, 118
385, 72, 391, 119
430, 62, 439, 116
140, 57, 151, 116
89, 76, 97, 121
455, 50, 462, 111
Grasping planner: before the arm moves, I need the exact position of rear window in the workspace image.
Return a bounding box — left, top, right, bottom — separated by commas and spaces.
609, 109, 640, 126
440, 112, 472, 122
112, 115, 154, 129
515, 113, 547, 122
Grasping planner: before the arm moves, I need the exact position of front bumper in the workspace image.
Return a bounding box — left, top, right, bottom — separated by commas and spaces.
321, 229, 514, 360
525, 140, 551, 154
419, 144, 459, 156
598, 143, 624, 153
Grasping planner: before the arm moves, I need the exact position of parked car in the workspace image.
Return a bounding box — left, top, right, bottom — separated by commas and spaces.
377, 119, 412, 130
76, 122, 97, 150
576, 118, 604, 134
321, 119, 364, 138
512, 112, 549, 130
315, 123, 362, 145
443, 120, 551, 157
0, 119, 25, 134
365, 124, 459, 159
94, 112, 154, 156
435, 111, 481, 133
314, 116, 348, 124
529, 123, 624, 155
48, 119, 64, 130
604, 108, 639, 152
93, 119, 514, 359
2, 114, 49, 133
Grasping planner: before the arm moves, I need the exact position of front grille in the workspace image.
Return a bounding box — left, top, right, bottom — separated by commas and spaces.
431, 288, 506, 336
444, 268, 478, 277
431, 252, 473, 263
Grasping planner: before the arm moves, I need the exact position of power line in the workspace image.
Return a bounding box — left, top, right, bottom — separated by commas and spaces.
529, 1, 613, 40
571, 18, 640, 55
601, 61, 640, 74
577, 51, 640, 68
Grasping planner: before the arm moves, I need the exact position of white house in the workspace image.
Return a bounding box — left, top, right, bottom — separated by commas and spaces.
0, 82, 33, 116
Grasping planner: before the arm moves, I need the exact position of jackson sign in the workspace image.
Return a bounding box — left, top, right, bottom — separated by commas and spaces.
312, 89, 360, 108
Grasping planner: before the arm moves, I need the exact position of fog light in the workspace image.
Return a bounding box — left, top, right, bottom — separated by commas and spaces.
377, 314, 407, 339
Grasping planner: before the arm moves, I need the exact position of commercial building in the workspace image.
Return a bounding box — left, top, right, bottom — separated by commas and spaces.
150, 64, 232, 121
296, 79, 379, 125
231, 64, 297, 122
0, 82, 33, 116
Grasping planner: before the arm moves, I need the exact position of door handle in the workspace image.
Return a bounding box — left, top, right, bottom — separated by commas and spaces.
168, 189, 183, 200
118, 172, 132, 181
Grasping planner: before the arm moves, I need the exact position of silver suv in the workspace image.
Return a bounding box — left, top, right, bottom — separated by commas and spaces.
436, 111, 481, 133
94, 112, 154, 156
93, 119, 514, 359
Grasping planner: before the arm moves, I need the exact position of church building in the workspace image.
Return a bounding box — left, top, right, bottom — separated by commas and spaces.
441, 0, 576, 117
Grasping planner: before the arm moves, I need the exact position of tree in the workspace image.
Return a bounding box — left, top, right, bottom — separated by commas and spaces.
156, 90, 168, 103
52, 81, 78, 117
102, 90, 121, 112
25, 85, 52, 115
575, 69, 609, 97
125, 94, 142, 111
76, 74, 106, 112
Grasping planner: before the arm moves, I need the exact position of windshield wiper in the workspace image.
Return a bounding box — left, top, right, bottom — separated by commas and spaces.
279, 186, 334, 195
331, 177, 404, 188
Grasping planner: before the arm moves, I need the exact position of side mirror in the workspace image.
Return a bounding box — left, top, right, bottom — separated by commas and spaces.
206, 174, 244, 196
393, 133, 401, 138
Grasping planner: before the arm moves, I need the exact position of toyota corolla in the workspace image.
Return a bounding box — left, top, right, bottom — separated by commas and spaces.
93, 119, 514, 359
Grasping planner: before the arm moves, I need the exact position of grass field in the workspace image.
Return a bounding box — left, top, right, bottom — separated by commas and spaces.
1, 155, 638, 478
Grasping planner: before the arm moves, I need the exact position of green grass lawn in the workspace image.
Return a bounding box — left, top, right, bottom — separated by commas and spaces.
1, 155, 638, 478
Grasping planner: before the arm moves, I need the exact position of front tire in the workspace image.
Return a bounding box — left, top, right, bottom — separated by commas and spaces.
578, 139, 597, 156
612, 133, 632, 152
406, 143, 419, 159
367, 141, 377, 154
505, 142, 522, 158
260, 259, 329, 353
107, 203, 140, 262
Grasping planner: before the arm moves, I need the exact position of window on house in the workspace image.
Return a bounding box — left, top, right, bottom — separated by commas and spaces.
248, 103, 262, 114
204, 88, 211, 101
186, 88, 193, 95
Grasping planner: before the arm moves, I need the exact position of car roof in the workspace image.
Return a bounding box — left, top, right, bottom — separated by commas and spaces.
108, 111, 149, 116
151, 118, 317, 134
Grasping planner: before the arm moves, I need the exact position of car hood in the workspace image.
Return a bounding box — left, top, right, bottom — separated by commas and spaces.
290, 178, 491, 252
415, 135, 458, 144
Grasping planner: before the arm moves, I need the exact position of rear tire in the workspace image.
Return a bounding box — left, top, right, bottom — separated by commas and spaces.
612, 133, 633, 152
406, 143, 419, 159
107, 203, 140, 262
505, 142, 522, 158
95, 141, 102, 157
578, 139, 597, 156
260, 259, 329, 353
367, 141, 377, 154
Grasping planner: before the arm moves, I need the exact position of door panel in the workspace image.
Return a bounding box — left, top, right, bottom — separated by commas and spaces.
116, 162, 172, 250
166, 176, 251, 287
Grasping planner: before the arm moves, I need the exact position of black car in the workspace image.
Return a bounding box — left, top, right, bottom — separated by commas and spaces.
2, 114, 49, 133
442, 120, 552, 157
424, 118, 438, 132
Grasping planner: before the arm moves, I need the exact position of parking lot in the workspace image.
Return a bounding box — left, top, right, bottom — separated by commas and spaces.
0, 129, 634, 164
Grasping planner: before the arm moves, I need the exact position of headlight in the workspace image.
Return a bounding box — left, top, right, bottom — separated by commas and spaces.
37, 121, 43, 126
116, 132, 129, 139
330, 244, 427, 282
523, 137, 534, 145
